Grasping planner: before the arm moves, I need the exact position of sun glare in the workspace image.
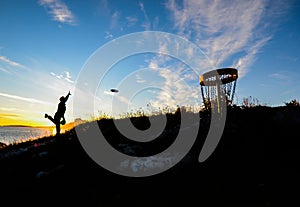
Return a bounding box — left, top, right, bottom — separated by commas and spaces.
50, 122, 75, 136
52, 128, 56, 136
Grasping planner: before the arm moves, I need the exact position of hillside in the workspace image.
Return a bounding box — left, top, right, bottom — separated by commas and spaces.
0, 105, 299, 206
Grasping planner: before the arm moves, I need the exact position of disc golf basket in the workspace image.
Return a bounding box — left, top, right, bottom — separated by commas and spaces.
200, 68, 238, 111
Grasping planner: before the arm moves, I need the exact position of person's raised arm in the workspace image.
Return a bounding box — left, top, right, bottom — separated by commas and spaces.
65, 91, 71, 102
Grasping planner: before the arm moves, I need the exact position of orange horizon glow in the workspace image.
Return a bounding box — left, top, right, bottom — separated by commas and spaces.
0, 118, 50, 127
0, 116, 74, 130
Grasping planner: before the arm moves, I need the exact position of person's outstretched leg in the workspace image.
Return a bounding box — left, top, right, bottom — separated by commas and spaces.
45, 114, 55, 124
46, 113, 61, 137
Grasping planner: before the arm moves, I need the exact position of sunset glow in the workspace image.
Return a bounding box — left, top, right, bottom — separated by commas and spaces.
1, 0, 300, 127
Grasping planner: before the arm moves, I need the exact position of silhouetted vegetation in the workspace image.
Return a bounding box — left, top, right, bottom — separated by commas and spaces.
284, 99, 300, 107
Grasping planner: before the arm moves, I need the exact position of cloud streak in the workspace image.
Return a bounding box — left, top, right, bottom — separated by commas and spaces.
166, 0, 288, 77
38, 0, 77, 25
0, 92, 50, 105
0, 113, 19, 117
0, 107, 18, 112
0, 67, 11, 74
0, 56, 27, 69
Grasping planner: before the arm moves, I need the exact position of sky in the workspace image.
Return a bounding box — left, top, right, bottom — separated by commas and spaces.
0, 0, 299, 126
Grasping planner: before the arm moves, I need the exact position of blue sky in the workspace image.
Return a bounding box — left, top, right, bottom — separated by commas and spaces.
0, 0, 299, 126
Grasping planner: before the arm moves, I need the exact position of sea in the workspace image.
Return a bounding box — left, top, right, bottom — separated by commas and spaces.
0, 126, 53, 145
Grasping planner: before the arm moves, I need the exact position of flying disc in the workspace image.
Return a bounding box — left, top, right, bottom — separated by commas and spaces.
110, 88, 119, 93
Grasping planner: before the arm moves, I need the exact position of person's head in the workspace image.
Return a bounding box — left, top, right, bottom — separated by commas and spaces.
60, 96, 65, 102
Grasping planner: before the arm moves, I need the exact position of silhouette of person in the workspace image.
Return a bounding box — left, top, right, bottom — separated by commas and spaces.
45, 91, 71, 136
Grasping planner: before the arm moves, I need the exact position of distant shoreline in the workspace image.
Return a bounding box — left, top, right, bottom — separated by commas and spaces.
0, 125, 53, 128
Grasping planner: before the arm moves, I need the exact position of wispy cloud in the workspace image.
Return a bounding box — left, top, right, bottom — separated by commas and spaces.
104, 31, 113, 39
233, 36, 272, 77
135, 74, 147, 83
103, 90, 114, 95
0, 107, 18, 112
50, 71, 74, 83
126, 16, 138, 27
277, 55, 299, 62
103, 90, 130, 105
0, 56, 27, 69
144, 57, 200, 108
110, 10, 120, 29
38, 0, 77, 25
0, 113, 19, 120
139, 2, 151, 30
166, 0, 289, 77
32, 70, 75, 105
0, 67, 11, 74
0, 113, 19, 117
269, 72, 290, 80
0, 92, 50, 105
115, 95, 132, 106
